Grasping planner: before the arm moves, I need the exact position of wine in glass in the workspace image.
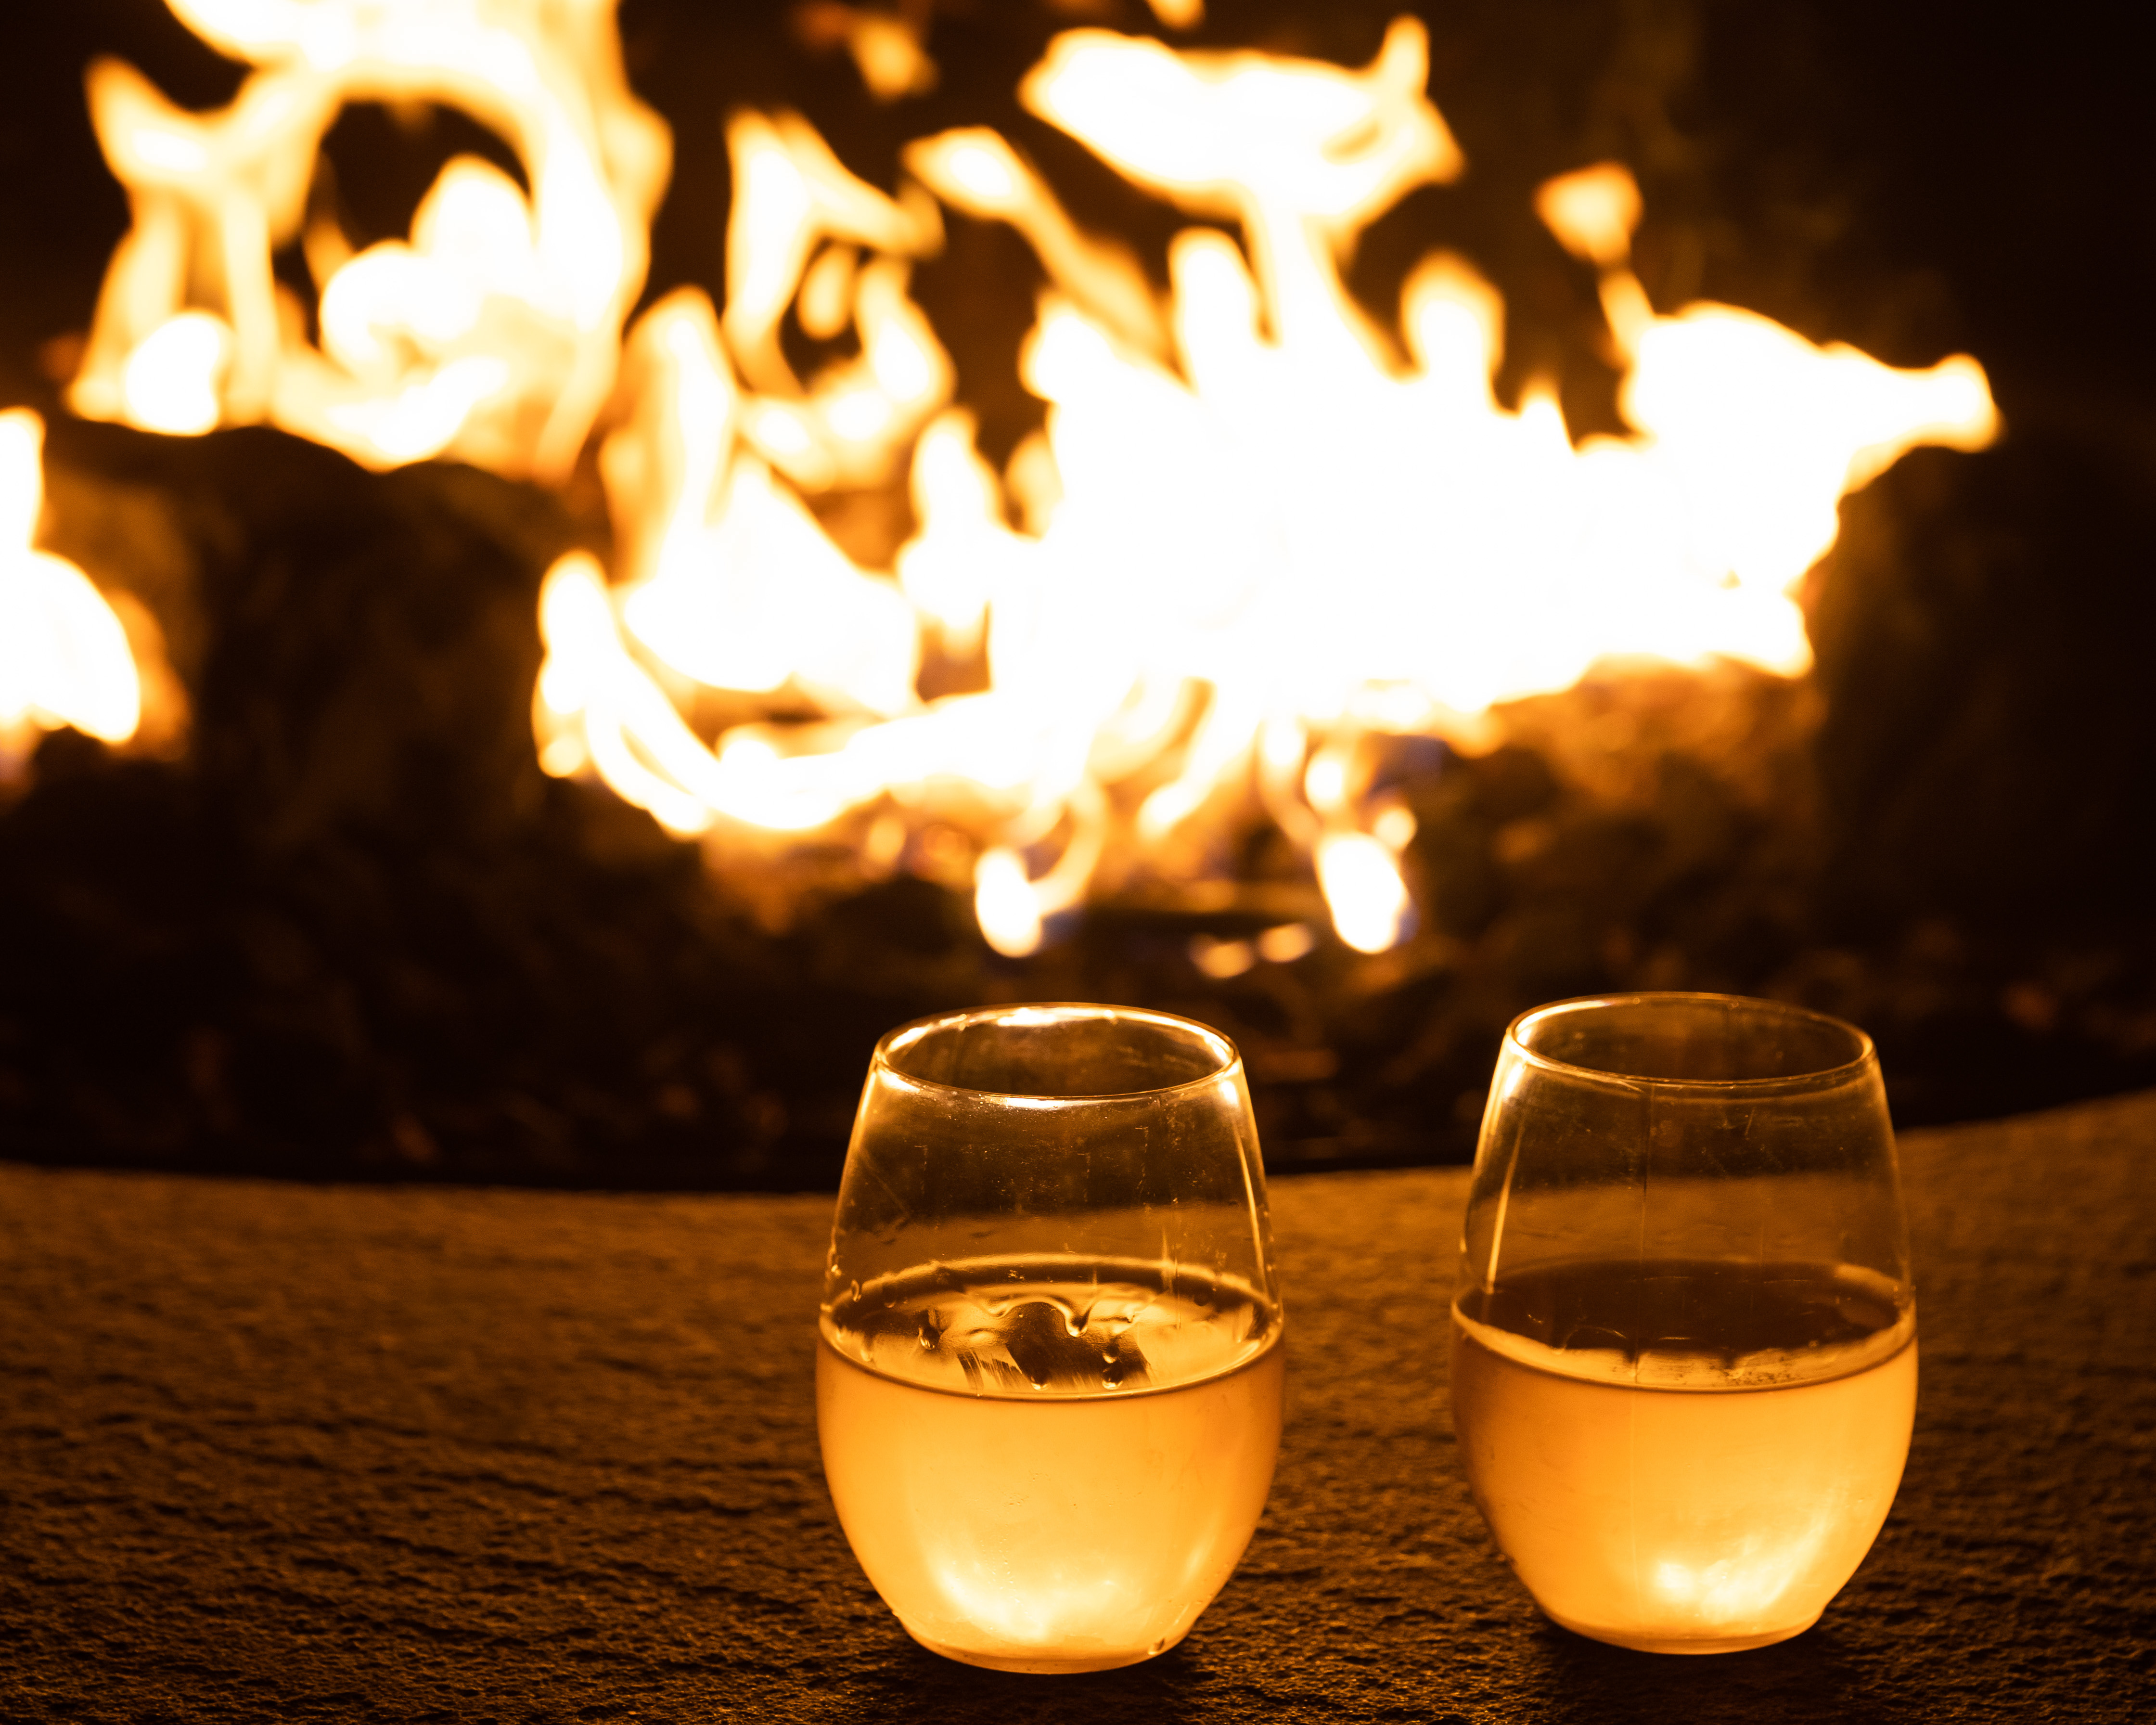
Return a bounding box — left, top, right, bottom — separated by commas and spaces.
1450, 992, 1916, 1654
817, 1003, 1284, 1673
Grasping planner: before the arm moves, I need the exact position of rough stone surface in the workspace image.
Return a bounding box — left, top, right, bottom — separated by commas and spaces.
4, 1093, 2153, 1723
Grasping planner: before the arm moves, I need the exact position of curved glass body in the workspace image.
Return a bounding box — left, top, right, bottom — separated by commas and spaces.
1450, 992, 1915, 1655
817, 1003, 1283, 1673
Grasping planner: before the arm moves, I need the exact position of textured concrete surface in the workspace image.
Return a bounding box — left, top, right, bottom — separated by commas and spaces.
4, 1093, 2153, 1723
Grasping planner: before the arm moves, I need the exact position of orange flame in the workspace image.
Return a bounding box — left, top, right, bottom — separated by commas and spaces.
0, 411, 145, 770
532, 23, 1996, 954
791, 3, 939, 103
74, 7, 1998, 956
71, 0, 669, 482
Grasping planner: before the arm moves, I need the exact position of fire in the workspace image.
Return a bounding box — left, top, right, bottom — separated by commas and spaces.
71, 0, 669, 482
791, 3, 939, 104
74, 7, 2002, 955
532, 19, 1996, 954
0, 411, 145, 771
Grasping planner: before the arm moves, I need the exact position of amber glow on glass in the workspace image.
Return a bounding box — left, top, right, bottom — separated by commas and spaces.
1451, 993, 1918, 1653
817, 1004, 1283, 1671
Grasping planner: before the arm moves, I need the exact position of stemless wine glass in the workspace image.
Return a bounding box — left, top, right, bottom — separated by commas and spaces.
816, 1003, 1284, 1674
1450, 992, 1916, 1655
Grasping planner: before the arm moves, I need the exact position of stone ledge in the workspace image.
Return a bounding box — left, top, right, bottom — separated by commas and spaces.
4, 1091, 2154, 1722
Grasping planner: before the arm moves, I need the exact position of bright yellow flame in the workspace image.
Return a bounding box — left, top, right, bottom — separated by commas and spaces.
851, 13, 938, 102
1316, 832, 1412, 954
974, 846, 1045, 958
80, 13, 1992, 958
74, 0, 670, 482
531, 25, 1997, 958
898, 408, 1023, 656
0, 411, 144, 761
797, 244, 859, 339
1536, 161, 1643, 270
120, 311, 232, 435
903, 128, 1167, 360
598, 286, 920, 716
1023, 18, 1460, 364
941, 139, 1016, 203
718, 114, 951, 490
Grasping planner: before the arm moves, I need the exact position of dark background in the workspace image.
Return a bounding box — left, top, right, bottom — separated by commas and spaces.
2, 0, 2153, 1187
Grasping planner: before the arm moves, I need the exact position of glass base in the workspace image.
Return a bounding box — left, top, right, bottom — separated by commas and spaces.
1545, 1609, 1822, 1655
901, 1624, 1181, 1674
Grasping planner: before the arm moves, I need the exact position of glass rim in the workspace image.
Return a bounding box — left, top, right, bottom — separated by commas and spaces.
873, 1001, 1242, 1105
1503, 991, 1878, 1091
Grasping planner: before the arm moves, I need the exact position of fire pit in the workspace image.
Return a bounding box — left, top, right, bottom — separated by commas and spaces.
3, 0, 2154, 1188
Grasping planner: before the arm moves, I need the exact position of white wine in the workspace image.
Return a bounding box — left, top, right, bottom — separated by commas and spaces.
1451, 1258, 1916, 1654
817, 1256, 1283, 1673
